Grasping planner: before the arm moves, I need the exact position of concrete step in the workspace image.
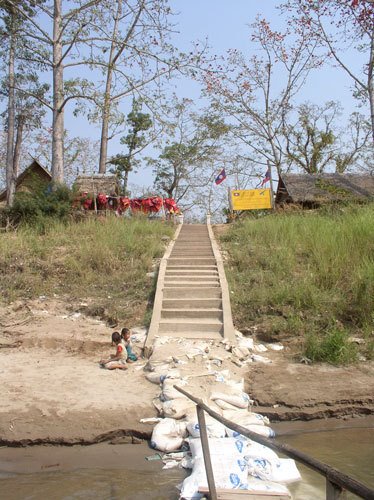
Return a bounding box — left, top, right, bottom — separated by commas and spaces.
165, 269, 218, 275
173, 243, 212, 247
166, 265, 218, 271
162, 298, 222, 309
172, 248, 212, 252
158, 318, 223, 334
164, 280, 220, 287
158, 330, 223, 339
163, 287, 222, 299
168, 258, 216, 265
165, 274, 219, 280
161, 308, 223, 320
171, 253, 214, 258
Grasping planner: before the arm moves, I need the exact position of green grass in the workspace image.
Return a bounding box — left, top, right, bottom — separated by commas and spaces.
220, 204, 374, 364
0, 216, 174, 326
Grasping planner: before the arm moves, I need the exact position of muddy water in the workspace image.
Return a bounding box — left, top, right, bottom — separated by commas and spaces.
0, 424, 373, 500
274, 422, 374, 499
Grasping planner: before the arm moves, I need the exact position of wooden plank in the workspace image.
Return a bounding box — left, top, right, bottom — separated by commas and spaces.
197, 405, 217, 500
198, 487, 290, 499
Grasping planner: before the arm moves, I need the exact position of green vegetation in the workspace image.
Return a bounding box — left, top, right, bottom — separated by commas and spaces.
220, 205, 374, 364
0, 217, 174, 326
2, 179, 74, 230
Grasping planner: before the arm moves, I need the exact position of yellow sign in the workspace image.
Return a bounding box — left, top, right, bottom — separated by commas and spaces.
231, 189, 272, 210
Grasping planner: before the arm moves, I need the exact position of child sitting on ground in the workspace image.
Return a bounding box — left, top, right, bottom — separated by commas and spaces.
121, 327, 138, 363
100, 331, 127, 370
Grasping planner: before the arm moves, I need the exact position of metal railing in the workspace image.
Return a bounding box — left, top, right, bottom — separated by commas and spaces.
175, 386, 374, 500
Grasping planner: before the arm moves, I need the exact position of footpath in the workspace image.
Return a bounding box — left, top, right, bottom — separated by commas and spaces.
140, 222, 300, 498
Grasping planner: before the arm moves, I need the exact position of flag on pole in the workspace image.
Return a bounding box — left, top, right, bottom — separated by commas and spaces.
215, 168, 226, 185
260, 167, 271, 187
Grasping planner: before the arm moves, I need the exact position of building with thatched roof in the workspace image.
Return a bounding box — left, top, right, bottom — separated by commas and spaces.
0, 160, 52, 206
275, 173, 374, 207
74, 174, 119, 196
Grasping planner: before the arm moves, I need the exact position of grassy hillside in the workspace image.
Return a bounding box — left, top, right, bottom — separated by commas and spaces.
219, 205, 374, 364
0, 217, 175, 326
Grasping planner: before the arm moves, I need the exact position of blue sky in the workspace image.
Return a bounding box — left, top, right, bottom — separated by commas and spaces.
52, 1, 365, 190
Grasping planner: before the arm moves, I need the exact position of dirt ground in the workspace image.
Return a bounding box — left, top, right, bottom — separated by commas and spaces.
0, 297, 373, 445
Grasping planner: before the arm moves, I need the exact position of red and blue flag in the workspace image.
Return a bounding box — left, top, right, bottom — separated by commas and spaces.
260, 167, 271, 187
215, 168, 226, 185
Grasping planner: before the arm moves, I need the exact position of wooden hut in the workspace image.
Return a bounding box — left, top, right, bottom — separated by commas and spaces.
74, 174, 119, 196
0, 160, 52, 206
275, 173, 374, 208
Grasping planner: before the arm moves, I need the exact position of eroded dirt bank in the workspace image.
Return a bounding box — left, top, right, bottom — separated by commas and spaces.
0, 298, 373, 446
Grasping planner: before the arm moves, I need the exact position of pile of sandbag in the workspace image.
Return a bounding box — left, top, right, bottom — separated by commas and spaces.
143, 346, 300, 498
179, 436, 300, 499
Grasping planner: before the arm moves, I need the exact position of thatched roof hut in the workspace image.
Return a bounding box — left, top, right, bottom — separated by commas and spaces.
276, 173, 374, 207
0, 160, 52, 205
74, 174, 119, 196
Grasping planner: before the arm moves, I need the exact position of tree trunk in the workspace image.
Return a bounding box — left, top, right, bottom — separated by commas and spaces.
98, 0, 122, 174
6, 21, 16, 207
123, 168, 129, 195
13, 114, 25, 179
368, 26, 374, 144
52, 0, 65, 185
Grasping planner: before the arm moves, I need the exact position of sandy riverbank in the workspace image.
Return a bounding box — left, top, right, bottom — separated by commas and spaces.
0, 297, 373, 445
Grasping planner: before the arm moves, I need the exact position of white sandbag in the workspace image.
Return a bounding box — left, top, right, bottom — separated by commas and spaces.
252, 354, 272, 364
245, 478, 290, 495
186, 414, 226, 439
247, 457, 301, 483
238, 337, 254, 350
180, 448, 248, 499
189, 437, 249, 459
244, 441, 280, 462
211, 391, 251, 409
162, 399, 195, 419
214, 399, 245, 411
222, 409, 270, 426
145, 369, 181, 385
226, 378, 245, 392
232, 346, 250, 359
161, 378, 188, 401
226, 424, 275, 439
150, 418, 187, 452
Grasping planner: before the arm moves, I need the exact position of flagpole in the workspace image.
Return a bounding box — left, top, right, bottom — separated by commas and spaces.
268, 160, 275, 211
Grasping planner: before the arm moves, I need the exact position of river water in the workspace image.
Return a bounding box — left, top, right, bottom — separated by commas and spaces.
0, 422, 373, 500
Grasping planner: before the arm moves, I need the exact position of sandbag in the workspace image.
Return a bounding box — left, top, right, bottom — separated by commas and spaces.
189, 437, 249, 459
150, 418, 187, 452
185, 414, 226, 439
161, 378, 188, 401
180, 439, 248, 499
211, 391, 251, 409
162, 399, 195, 419
226, 424, 275, 439
145, 369, 181, 385
247, 457, 301, 483
222, 409, 270, 426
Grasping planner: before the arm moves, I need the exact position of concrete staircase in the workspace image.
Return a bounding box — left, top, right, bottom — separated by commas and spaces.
145, 223, 235, 345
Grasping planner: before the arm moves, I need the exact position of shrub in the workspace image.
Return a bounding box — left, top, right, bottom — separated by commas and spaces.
305, 327, 358, 365
3, 182, 74, 229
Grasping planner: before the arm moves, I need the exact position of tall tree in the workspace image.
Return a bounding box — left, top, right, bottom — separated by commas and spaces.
284, 101, 337, 174
282, 0, 374, 143
0, 0, 47, 205
5, 0, 100, 185
108, 99, 152, 194
86, 0, 206, 173
202, 17, 321, 176
149, 98, 229, 207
